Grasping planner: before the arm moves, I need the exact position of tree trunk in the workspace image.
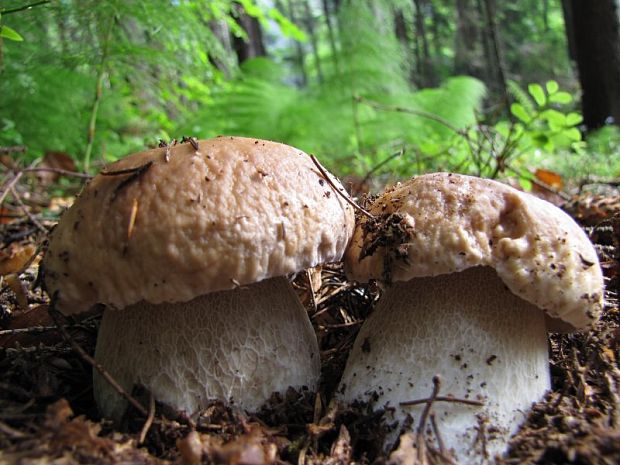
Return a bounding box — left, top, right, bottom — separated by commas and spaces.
284, 0, 308, 87
413, 0, 436, 87
454, 0, 480, 77
562, 0, 620, 130
302, 0, 324, 83
481, 0, 509, 111
232, 2, 267, 64
207, 19, 235, 77
321, 0, 340, 74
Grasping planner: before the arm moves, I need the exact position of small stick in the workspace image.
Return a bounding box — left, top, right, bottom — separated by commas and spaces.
0, 324, 90, 336
430, 413, 446, 456
47, 295, 150, 418
0, 146, 27, 154
401, 396, 485, 408
360, 148, 404, 187
417, 375, 442, 436
9, 185, 48, 232
309, 154, 374, 219
22, 167, 92, 179
306, 269, 318, 314
0, 172, 24, 207
139, 391, 156, 445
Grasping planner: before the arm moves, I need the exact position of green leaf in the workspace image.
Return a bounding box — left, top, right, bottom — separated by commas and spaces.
541, 109, 566, 130
518, 177, 533, 191
0, 24, 23, 41
528, 84, 546, 107
532, 132, 550, 147
268, 8, 307, 41
510, 103, 532, 123
545, 80, 559, 95
549, 91, 572, 104
564, 127, 582, 141
565, 112, 583, 126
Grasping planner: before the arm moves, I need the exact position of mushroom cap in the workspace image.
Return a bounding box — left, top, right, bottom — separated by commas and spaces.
345, 172, 604, 329
44, 136, 355, 313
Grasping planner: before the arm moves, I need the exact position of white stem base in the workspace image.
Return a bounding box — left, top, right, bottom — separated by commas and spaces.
94, 276, 320, 422
338, 267, 550, 463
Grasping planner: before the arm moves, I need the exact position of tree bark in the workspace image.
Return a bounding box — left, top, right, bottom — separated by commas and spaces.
481, 0, 509, 111
454, 0, 480, 77
284, 0, 308, 86
413, 0, 436, 87
232, 2, 267, 64
321, 0, 340, 74
302, 0, 324, 83
562, 0, 620, 130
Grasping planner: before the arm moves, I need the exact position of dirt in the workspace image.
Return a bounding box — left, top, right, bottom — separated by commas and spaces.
0, 170, 619, 465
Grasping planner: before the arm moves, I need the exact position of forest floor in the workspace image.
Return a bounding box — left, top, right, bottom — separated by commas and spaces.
0, 165, 619, 465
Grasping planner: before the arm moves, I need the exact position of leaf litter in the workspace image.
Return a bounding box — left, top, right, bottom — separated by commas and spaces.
0, 165, 619, 465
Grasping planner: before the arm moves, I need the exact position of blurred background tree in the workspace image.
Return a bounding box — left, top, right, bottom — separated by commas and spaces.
0, 0, 618, 183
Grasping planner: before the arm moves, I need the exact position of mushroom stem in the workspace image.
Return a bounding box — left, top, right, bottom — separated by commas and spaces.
94, 276, 320, 422
338, 267, 550, 463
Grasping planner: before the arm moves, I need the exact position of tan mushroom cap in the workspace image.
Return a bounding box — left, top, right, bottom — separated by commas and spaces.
345, 172, 604, 329
45, 136, 355, 313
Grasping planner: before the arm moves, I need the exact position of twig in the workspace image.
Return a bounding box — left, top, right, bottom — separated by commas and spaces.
83, 11, 115, 171
0, 146, 27, 154
0, 320, 95, 337
139, 391, 156, 445
22, 167, 92, 179
417, 375, 442, 436
0, 172, 23, 207
306, 269, 318, 314
9, 185, 48, 232
355, 95, 464, 136
309, 154, 374, 219
0, 1, 50, 15
360, 149, 404, 187
430, 413, 445, 456
47, 295, 150, 418
0, 160, 39, 207
401, 396, 485, 408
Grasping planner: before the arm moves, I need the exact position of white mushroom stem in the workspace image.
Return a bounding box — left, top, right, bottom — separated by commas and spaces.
338, 267, 550, 463
94, 276, 320, 422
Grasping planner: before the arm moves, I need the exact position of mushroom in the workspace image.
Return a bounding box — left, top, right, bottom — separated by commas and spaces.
43, 136, 355, 421
338, 172, 604, 462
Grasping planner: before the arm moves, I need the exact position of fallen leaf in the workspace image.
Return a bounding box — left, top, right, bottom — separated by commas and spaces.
0, 243, 37, 276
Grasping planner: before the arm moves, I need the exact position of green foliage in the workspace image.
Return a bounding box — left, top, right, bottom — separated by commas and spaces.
0, 0, 614, 188
179, 2, 487, 178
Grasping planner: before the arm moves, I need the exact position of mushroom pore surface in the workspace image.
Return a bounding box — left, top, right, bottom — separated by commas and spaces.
95, 276, 320, 422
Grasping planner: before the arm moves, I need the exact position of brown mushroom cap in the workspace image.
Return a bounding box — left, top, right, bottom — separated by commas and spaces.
44, 136, 355, 313
345, 172, 604, 329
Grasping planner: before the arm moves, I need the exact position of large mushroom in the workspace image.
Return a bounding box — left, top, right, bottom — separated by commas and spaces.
339, 172, 604, 462
43, 136, 355, 421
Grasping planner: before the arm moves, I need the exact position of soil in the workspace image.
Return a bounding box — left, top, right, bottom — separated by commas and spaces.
0, 171, 618, 465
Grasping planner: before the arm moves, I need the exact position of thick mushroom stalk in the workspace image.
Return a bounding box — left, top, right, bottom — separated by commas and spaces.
95, 276, 319, 422
338, 267, 549, 462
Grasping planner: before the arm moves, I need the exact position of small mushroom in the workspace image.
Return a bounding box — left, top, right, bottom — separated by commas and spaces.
339, 173, 604, 462
43, 136, 355, 421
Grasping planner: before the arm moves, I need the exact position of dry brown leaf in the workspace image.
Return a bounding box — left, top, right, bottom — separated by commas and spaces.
0, 243, 36, 276
36, 151, 77, 186
4, 274, 29, 309
534, 168, 563, 189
